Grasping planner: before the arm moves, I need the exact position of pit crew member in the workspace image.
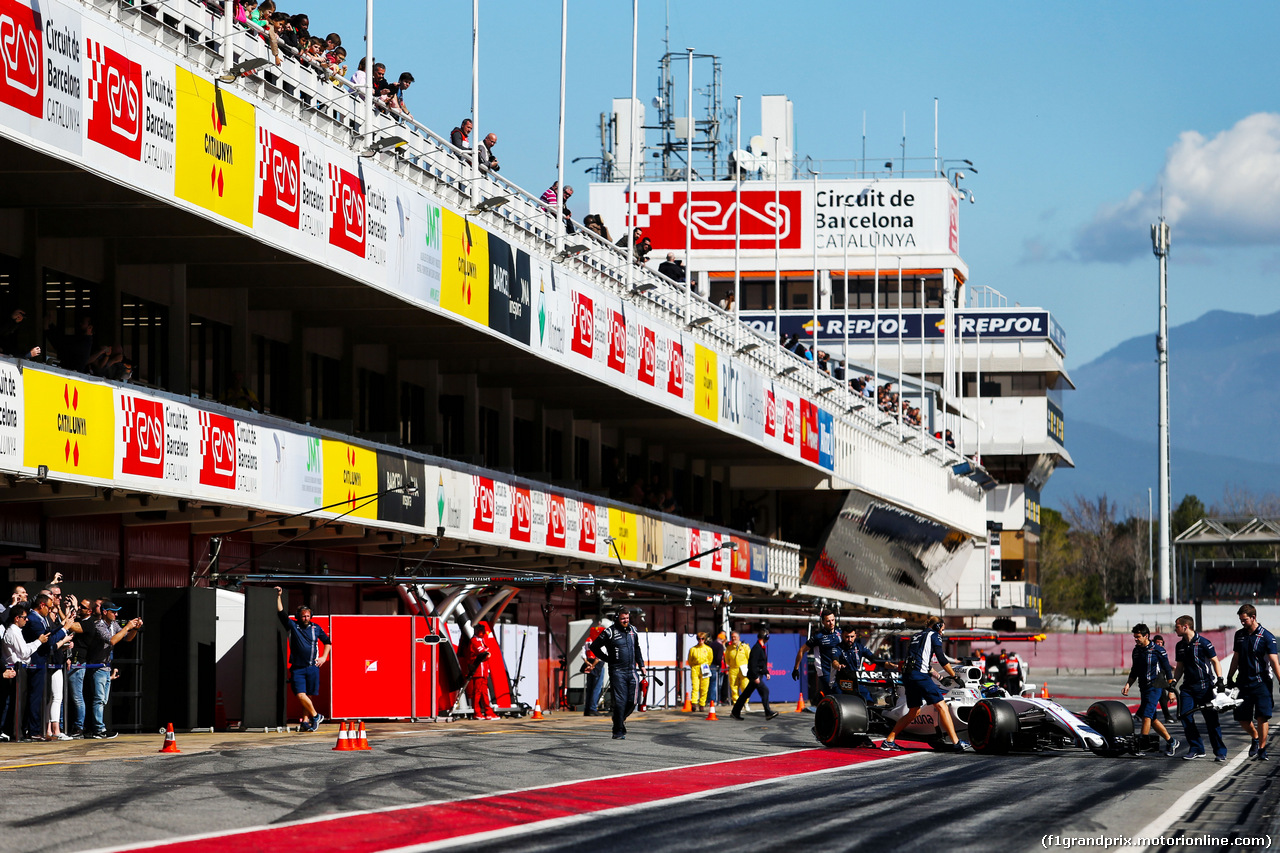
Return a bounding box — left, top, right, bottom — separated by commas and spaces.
1121, 623, 1179, 756
880, 616, 972, 753
1227, 603, 1280, 761
793, 610, 841, 700
1172, 614, 1227, 761
831, 626, 896, 700
589, 609, 646, 740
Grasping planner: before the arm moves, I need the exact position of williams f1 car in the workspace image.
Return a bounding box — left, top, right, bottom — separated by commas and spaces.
814, 665, 1151, 756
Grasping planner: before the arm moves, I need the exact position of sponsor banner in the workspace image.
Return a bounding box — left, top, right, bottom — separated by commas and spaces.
719, 356, 766, 442
404, 191, 443, 308
730, 536, 750, 581
693, 345, 717, 422
1047, 399, 1065, 447
24, 369, 112, 480
174, 66, 254, 227
799, 399, 820, 465
608, 508, 638, 563
196, 410, 237, 491
817, 408, 835, 471
663, 521, 686, 568
0, 0, 83, 155
707, 531, 726, 575
531, 255, 561, 355
486, 234, 530, 345
83, 18, 174, 191
591, 180, 958, 259
233, 419, 262, 496
115, 390, 193, 488
488, 479, 512, 542
327, 161, 365, 257
438, 467, 467, 534
254, 111, 327, 249
749, 541, 769, 584
0, 362, 22, 470
320, 439, 378, 521
606, 305, 627, 375
509, 485, 533, 543
360, 161, 393, 271
472, 474, 496, 534
738, 309, 1064, 355
376, 451, 426, 528
545, 491, 567, 549
259, 428, 323, 511
576, 499, 599, 555
637, 514, 662, 566
440, 209, 489, 326
763, 385, 799, 455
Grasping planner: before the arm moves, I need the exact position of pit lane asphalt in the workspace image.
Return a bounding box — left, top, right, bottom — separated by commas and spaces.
0, 677, 1271, 853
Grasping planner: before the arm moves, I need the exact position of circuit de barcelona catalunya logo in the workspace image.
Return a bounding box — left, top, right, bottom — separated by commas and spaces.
473, 476, 495, 534
198, 411, 236, 489
328, 163, 364, 256
625, 189, 802, 250
0, 0, 42, 117
85, 38, 141, 160
119, 396, 163, 478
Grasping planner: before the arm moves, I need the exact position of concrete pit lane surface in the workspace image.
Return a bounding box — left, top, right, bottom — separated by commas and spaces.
0, 678, 1275, 853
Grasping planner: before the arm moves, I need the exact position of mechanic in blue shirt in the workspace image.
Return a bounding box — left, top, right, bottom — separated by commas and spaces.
1226, 603, 1280, 761
1172, 614, 1227, 761
1121, 623, 1179, 756
830, 625, 896, 701
589, 608, 646, 740
275, 587, 332, 732
881, 616, 971, 753
792, 610, 842, 701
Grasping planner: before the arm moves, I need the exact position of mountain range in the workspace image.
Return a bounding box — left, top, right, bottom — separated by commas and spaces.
1042, 309, 1280, 509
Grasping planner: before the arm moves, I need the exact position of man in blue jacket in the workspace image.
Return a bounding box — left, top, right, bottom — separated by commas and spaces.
1121, 623, 1179, 756
831, 625, 896, 701
1227, 604, 1280, 761
23, 593, 70, 741
276, 587, 332, 732
589, 609, 646, 740
1172, 614, 1227, 761
881, 617, 971, 753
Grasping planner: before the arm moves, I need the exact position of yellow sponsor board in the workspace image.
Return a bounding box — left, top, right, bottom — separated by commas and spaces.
694, 344, 718, 422
174, 67, 256, 227
608, 508, 639, 563
321, 439, 379, 520
440, 208, 489, 326
23, 370, 114, 480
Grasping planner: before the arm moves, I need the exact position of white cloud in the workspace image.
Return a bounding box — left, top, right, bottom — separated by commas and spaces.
1074, 112, 1280, 262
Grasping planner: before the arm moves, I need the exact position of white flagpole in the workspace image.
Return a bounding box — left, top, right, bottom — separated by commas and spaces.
555, 0, 567, 255
470, 0, 480, 205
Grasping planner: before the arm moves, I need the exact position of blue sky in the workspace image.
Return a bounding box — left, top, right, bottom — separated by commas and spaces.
300, 0, 1280, 368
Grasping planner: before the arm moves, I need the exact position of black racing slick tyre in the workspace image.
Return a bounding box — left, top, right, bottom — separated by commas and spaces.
967, 698, 1018, 754
814, 694, 870, 747
1086, 700, 1135, 757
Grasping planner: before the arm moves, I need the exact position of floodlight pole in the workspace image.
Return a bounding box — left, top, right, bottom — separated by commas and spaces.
1152, 218, 1172, 602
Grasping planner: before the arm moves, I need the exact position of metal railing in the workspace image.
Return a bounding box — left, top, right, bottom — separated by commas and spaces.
84, 0, 968, 480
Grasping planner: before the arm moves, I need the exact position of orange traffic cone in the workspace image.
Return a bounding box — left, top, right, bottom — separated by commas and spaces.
214, 692, 227, 731
531, 703, 545, 720
354, 721, 371, 751
681, 694, 693, 713
159, 722, 181, 753
705, 704, 718, 721
1040, 683, 1050, 699
332, 721, 352, 751
795, 693, 807, 713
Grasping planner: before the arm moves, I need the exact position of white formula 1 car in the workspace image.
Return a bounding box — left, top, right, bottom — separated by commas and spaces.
814, 665, 1148, 756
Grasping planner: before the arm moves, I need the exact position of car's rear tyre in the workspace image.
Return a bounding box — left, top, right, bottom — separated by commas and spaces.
814, 694, 870, 747
968, 698, 1018, 754
1087, 700, 1135, 757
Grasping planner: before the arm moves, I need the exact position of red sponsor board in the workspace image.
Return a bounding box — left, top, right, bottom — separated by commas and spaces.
710, 533, 725, 573
120, 396, 163, 478
688, 529, 702, 569
571, 292, 593, 358
198, 412, 236, 489
578, 502, 597, 553
782, 400, 796, 446
0, 0, 42, 118
626, 189, 803, 250
667, 341, 684, 397
473, 476, 495, 533
730, 536, 751, 580
764, 390, 776, 437
546, 494, 567, 548
328, 164, 365, 256
638, 327, 656, 386
85, 38, 142, 160
800, 400, 820, 464
510, 487, 532, 543
607, 310, 626, 373
258, 128, 301, 228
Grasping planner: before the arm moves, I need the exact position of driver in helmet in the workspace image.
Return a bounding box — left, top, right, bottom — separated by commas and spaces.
881, 616, 972, 753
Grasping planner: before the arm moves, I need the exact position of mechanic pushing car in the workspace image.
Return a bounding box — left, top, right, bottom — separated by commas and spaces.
793, 610, 842, 700
880, 616, 972, 753
1227, 603, 1280, 761
1121, 623, 1179, 756
1172, 614, 1228, 761
831, 625, 896, 701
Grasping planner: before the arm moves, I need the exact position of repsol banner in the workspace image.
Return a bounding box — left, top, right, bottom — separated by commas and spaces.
740, 310, 1066, 355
